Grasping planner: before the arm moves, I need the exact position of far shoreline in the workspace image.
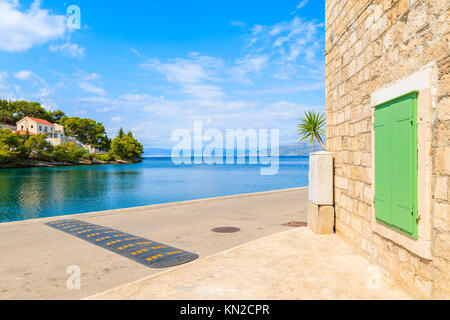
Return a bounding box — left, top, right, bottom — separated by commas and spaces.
1, 155, 309, 169
0, 158, 142, 169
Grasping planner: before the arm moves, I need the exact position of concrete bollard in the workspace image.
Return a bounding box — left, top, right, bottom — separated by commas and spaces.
307, 151, 335, 234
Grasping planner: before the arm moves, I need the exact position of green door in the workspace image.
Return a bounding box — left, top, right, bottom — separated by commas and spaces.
374, 92, 418, 239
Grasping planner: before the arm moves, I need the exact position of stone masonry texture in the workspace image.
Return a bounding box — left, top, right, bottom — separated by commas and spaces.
325, 0, 449, 299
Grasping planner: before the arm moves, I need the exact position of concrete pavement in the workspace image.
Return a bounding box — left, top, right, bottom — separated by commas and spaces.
0, 187, 307, 299
88, 227, 411, 300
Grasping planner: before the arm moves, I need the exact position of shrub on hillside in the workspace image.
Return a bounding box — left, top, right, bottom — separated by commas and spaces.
24, 134, 54, 161
84, 153, 96, 160
52, 143, 87, 163
95, 151, 115, 162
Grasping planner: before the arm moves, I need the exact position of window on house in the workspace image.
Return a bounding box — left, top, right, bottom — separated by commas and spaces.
39, 126, 42, 131
44, 127, 48, 132
31, 125, 33, 129
60, 134, 63, 138
374, 91, 418, 239
21, 125, 24, 130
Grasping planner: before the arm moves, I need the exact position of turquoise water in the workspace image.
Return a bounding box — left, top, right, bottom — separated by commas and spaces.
0, 156, 309, 222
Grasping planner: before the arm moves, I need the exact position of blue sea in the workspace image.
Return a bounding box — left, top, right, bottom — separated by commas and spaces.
0, 156, 309, 222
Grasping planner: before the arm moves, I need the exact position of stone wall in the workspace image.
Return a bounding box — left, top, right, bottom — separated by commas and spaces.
325, 0, 449, 299
0, 124, 16, 131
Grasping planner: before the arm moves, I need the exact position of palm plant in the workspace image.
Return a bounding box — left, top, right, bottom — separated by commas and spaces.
297, 110, 326, 151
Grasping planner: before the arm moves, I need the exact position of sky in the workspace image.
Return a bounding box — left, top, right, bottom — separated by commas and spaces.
0, 0, 325, 149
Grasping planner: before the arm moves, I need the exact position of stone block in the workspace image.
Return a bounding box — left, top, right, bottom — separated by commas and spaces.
308, 151, 334, 205
307, 201, 335, 234
436, 147, 450, 174
435, 176, 448, 200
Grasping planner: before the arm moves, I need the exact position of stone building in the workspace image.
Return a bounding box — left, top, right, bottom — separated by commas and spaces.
325, 0, 449, 298
14, 116, 104, 154
15, 116, 65, 141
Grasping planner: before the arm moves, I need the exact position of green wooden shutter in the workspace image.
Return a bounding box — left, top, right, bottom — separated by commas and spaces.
391, 93, 418, 237
374, 92, 418, 239
374, 104, 392, 225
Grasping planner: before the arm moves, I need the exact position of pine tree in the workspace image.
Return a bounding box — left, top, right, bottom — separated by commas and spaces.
118, 127, 124, 138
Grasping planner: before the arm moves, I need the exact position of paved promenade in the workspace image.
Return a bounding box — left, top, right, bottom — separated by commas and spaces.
0, 187, 307, 299
88, 228, 411, 300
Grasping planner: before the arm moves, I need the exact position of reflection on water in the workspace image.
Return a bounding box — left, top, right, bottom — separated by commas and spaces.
0, 156, 309, 222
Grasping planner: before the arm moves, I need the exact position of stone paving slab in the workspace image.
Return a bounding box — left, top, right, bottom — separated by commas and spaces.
87, 228, 412, 300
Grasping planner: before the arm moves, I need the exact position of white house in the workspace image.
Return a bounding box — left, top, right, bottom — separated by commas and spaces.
15, 117, 65, 142
14, 116, 103, 153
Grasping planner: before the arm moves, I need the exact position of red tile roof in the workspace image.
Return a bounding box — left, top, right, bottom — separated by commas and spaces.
26, 117, 53, 125
14, 130, 37, 136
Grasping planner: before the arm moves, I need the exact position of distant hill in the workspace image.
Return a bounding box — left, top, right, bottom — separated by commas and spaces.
279, 142, 324, 156
143, 148, 172, 156
143, 142, 323, 157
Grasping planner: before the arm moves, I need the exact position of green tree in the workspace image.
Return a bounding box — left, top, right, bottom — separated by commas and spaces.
0, 100, 8, 111
111, 130, 143, 160
297, 110, 326, 151
60, 117, 110, 149
23, 129, 31, 142
0, 129, 26, 164
9, 101, 50, 122
48, 110, 66, 123
52, 143, 87, 163
118, 127, 124, 138
0, 99, 67, 125
0, 109, 13, 124
24, 134, 54, 160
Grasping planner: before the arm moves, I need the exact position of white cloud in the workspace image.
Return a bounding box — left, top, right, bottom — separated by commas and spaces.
142, 54, 223, 84
111, 115, 123, 122
230, 21, 246, 27
79, 96, 112, 104
35, 86, 52, 98
230, 54, 270, 84
261, 101, 310, 120
142, 58, 204, 84
130, 48, 142, 58
0, 71, 8, 82
0, 0, 67, 52
13, 70, 45, 84
78, 81, 106, 95
98, 106, 116, 113
0, 69, 61, 103
182, 84, 224, 99
0, 71, 10, 90
120, 93, 152, 102
141, 54, 225, 100
296, 0, 309, 10
235, 81, 324, 95
49, 42, 85, 58
80, 73, 101, 81
244, 16, 324, 80
13, 70, 34, 80
251, 25, 263, 35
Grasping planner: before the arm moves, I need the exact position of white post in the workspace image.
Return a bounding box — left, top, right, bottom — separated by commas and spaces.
307, 151, 335, 234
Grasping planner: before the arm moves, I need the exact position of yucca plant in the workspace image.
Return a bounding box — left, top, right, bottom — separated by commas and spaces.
297, 110, 326, 151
